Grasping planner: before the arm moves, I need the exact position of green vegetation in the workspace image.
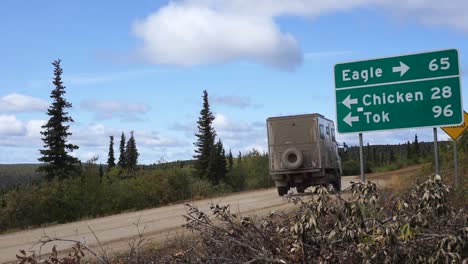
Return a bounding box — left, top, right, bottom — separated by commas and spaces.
37, 59, 80, 180
437, 129, 468, 201
341, 134, 434, 175
0, 150, 271, 233
0, 164, 42, 191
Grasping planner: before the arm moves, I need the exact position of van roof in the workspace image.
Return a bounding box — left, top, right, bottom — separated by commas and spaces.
267, 113, 334, 123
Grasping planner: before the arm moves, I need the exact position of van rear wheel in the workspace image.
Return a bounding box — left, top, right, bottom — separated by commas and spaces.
277, 186, 288, 196
333, 173, 342, 192
333, 180, 341, 192
296, 186, 306, 193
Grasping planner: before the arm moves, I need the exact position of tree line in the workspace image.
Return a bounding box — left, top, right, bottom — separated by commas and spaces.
341, 134, 440, 175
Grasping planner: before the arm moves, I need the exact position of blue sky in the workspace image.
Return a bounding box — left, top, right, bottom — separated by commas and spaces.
1, 0, 467, 164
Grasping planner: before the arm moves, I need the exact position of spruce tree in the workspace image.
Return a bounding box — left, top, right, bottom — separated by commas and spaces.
38, 59, 80, 181
206, 140, 227, 185
206, 144, 219, 185
99, 163, 104, 180
193, 90, 216, 178
118, 132, 126, 168
227, 149, 233, 171
406, 141, 412, 160
107, 135, 116, 171
125, 131, 139, 171
413, 134, 420, 160
218, 144, 227, 180
238, 151, 242, 165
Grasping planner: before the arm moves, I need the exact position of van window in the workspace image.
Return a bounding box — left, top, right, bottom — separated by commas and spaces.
319, 125, 325, 139
331, 129, 336, 142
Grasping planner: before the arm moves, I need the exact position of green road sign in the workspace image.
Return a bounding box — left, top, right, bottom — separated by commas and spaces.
334, 49, 463, 133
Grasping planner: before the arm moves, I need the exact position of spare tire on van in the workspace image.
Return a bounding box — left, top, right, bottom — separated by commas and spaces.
281, 147, 303, 170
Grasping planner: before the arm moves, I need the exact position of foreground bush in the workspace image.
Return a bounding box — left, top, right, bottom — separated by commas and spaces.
173, 175, 467, 263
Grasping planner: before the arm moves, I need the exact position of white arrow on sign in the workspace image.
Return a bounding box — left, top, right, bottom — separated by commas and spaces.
343, 112, 359, 127
392, 61, 410, 77
342, 94, 358, 109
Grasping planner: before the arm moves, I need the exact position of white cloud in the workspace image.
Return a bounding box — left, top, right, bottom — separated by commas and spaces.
213, 113, 251, 132
381, 0, 468, 31
211, 113, 267, 154
0, 115, 26, 136
0, 116, 190, 163
70, 124, 187, 158
133, 3, 301, 69
0, 93, 48, 113
135, 130, 187, 148
0, 116, 44, 148
25, 120, 46, 138
81, 100, 150, 121
187, 0, 371, 17
131, 0, 468, 69
187, 0, 468, 30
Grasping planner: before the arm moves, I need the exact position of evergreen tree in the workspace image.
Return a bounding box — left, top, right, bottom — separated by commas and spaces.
372, 147, 377, 165
218, 143, 227, 181
193, 90, 216, 178
227, 149, 234, 171
125, 131, 139, 171
238, 151, 243, 165
406, 141, 412, 160
206, 140, 227, 185
38, 59, 80, 181
389, 148, 396, 163
413, 134, 420, 161
99, 163, 104, 180
107, 135, 116, 171
118, 132, 126, 168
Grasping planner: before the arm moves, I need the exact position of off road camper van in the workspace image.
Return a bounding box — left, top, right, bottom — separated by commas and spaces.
267, 114, 342, 196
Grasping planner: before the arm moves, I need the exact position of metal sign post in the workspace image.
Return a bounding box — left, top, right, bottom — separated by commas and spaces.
359, 133, 365, 182
433, 128, 439, 175
441, 111, 466, 188
453, 140, 459, 188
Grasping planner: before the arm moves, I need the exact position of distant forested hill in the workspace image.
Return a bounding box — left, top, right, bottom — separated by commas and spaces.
0, 164, 42, 191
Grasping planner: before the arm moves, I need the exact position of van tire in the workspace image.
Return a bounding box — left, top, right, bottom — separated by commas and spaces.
282, 148, 303, 170
297, 186, 306, 193
277, 186, 288, 196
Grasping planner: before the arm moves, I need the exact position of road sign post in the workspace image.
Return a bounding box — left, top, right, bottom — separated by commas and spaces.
434, 128, 439, 175
335, 49, 463, 133
453, 140, 458, 189
359, 133, 364, 182
441, 111, 467, 189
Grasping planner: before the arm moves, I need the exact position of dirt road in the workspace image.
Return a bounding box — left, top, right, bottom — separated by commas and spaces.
0, 165, 424, 263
